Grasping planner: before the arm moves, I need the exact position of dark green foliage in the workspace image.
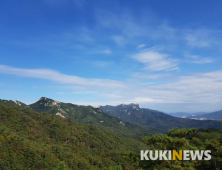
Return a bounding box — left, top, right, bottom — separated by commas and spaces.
100, 104, 222, 132
125, 128, 222, 170
0, 103, 148, 170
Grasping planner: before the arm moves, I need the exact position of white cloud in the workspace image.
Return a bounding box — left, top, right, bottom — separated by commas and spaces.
184, 54, 213, 64
96, 10, 179, 46
1, 65, 222, 112
131, 49, 178, 71
92, 49, 112, 55
137, 44, 146, 48
69, 67, 222, 111
186, 35, 209, 48
185, 28, 222, 48
136, 70, 222, 104
96, 9, 222, 53
165, 67, 179, 71
131, 97, 162, 103
0, 65, 125, 89
132, 72, 171, 80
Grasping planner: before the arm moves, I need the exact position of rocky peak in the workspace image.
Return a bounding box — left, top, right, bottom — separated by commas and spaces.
37, 97, 61, 107
38, 97, 54, 102
38, 97, 47, 101
14, 100, 21, 106
116, 103, 142, 110
129, 103, 141, 108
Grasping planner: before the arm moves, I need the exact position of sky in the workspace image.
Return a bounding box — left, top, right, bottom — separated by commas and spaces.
0, 0, 222, 113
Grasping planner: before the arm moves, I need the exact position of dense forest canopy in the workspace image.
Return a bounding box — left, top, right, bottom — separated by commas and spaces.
0, 103, 147, 169
1, 101, 222, 170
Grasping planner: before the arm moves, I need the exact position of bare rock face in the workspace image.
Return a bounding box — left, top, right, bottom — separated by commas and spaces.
129, 103, 141, 109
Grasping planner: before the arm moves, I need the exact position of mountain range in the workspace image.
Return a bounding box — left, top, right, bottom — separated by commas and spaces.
1, 97, 221, 133
99, 103, 222, 131
188, 110, 222, 120
166, 112, 209, 118
0, 98, 161, 140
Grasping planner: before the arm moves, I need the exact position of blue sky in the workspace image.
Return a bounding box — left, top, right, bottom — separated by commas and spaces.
0, 0, 222, 113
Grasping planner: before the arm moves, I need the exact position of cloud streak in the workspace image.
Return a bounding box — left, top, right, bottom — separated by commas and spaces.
137, 44, 146, 48
185, 54, 213, 64
134, 70, 222, 104
131, 49, 178, 71
0, 65, 125, 89
185, 28, 222, 48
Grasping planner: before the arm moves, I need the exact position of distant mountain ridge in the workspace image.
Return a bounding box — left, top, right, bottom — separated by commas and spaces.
0, 97, 161, 140
188, 110, 222, 120
1, 97, 222, 133
167, 112, 210, 118
99, 104, 222, 131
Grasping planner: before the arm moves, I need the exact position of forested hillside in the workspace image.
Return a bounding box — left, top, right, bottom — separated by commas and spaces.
1, 97, 162, 140
0, 103, 148, 170
1, 101, 222, 170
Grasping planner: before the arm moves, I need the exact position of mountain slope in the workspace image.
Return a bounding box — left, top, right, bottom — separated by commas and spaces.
0, 103, 148, 170
0, 99, 32, 110
189, 110, 222, 120
99, 104, 222, 131
28, 97, 162, 140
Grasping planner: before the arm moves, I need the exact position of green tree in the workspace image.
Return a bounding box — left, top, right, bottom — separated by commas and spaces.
125, 128, 222, 170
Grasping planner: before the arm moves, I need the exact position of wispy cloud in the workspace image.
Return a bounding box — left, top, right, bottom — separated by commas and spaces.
0, 65, 125, 88
186, 35, 210, 48
68, 68, 222, 111
185, 54, 213, 64
185, 28, 222, 48
131, 48, 178, 71
97, 49, 112, 54
96, 9, 222, 54
135, 70, 222, 104
131, 72, 171, 80
1, 65, 222, 112
90, 49, 112, 55
137, 44, 146, 48
131, 97, 161, 103
96, 9, 179, 46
